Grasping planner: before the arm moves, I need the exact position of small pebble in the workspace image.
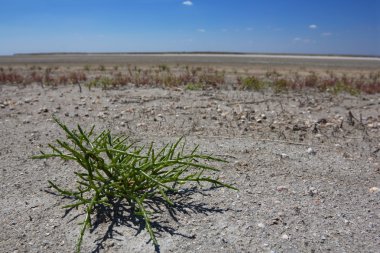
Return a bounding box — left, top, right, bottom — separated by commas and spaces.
369, 187, 379, 193
38, 107, 49, 113
308, 187, 318, 196
307, 147, 316, 155
22, 118, 30, 124
97, 112, 105, 118
257, 223, 265, 228
280, 153, 289, 159
281, 234, 289, 240
277, 186, 289, 192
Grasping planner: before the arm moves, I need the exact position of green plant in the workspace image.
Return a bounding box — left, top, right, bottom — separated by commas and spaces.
83, 65, 91, 71
330, 82, 360, 96
185, 82, 203, 90
85, 77, 114, 90
158, 64, 170, 72
272, 78, 289, 93
32, 117, 236, 252
240, 76, 266, 91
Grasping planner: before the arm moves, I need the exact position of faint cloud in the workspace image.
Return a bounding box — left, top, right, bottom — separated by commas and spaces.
321, 32, 332, 36
246, 27, 253, 31
182, 1, 193, 6
197, 28, 206, 33
309, 24, 318, 29
221, 28, 228, 32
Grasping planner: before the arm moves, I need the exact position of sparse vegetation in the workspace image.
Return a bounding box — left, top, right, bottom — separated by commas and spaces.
85, 76, 114, 90
329, 82, 360, 96
158, 64, 170, 72
272, 78, 289, 93
185, 82, 203, 90
83, 65, 91, 71
238, 76, 266, 91
0, 64, 379, 94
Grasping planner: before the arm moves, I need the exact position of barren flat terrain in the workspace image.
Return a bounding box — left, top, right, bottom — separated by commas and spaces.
0, 55, 379, 253
1, 53, 380, 70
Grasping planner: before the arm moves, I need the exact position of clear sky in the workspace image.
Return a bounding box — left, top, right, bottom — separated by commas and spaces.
0, 0, 379, 56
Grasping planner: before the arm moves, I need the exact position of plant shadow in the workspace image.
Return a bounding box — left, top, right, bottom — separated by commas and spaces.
59, 186, 228, 253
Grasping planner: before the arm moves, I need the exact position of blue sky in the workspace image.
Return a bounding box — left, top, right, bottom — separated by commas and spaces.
0, 0, 379, 55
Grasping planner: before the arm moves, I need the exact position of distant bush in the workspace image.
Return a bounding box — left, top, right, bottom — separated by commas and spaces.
185, 82, 203, 91
272, 78, 289, 93
239, 76, 266, 91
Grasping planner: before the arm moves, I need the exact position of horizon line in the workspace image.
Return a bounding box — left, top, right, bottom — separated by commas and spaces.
6, 51, 380, 58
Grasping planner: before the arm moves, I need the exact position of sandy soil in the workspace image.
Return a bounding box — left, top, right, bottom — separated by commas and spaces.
1, 78, 379, 253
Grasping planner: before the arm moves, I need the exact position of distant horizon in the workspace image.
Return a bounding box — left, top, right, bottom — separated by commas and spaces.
1, 0, 379, 56
6, 51, 380, 58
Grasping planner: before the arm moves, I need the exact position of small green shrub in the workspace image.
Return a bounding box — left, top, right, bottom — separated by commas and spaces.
32, 117, 236, 252
158, 64, 170, 72
240, 76, 266, 91
185, 82, 203, 90
85, 77, 114, 90
330, 82, 360, 96
272, 78, 289, 93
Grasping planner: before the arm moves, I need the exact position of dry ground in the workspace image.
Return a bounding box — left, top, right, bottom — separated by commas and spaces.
0, 55, 379, 253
